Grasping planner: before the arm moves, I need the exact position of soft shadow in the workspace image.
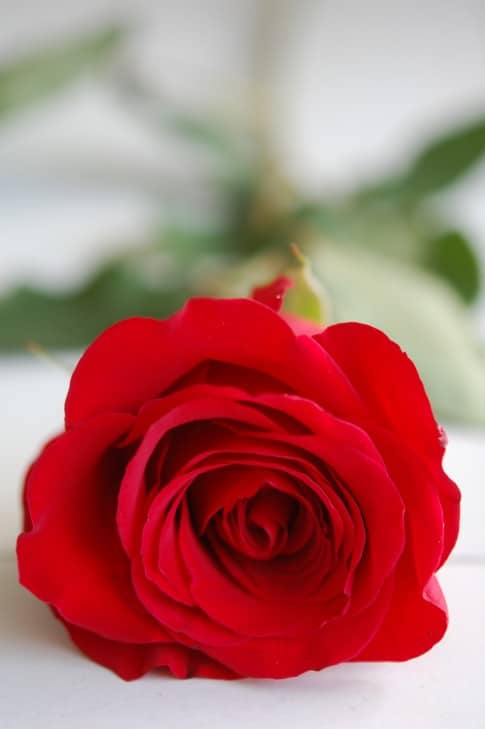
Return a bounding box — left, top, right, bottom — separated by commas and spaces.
0, 559, 77, 657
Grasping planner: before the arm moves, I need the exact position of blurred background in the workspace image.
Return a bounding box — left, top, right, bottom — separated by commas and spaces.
1, 0, 485, 550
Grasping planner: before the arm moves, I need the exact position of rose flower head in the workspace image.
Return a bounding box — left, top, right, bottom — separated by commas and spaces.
17, 277, 460, 680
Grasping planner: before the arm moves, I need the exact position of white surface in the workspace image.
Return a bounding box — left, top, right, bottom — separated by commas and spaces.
1, 0, 485, 726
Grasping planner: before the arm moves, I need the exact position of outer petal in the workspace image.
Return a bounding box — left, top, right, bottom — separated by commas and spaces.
203, 576, 394, 678
17, 413, 165, 643
60, 618, 237, 680
316, 322, 445, 461
65, 299, 365, 427
353, 556, 448, 661
65, 317, 175, 427
366, 426, 460, 584
436, 472, 461, 568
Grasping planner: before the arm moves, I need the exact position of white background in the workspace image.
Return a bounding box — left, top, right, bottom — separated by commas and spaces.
1, 1, 485, 727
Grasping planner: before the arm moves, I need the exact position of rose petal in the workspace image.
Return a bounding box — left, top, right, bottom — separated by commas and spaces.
367, 426, 456, 584
248, 393, 406, 607
202, 576, 394, 678
176, 498, 348, 637
59, 616, 237, 680
437, 473, 461, 568
117, 395, 281, 556
316, 322, 445, 461
185, 455, 356, 603
131, 555, 246, 648
65, 299, 364, 427
353, 555, 448, 661
17, 414, 165, 643
143, 460, 343, 629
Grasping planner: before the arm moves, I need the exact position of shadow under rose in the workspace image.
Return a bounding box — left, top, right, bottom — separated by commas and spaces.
0, 557, 76, 658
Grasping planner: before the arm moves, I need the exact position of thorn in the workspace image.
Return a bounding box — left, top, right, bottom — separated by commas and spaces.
290, 243, 306, 267
25, 341, 72, 375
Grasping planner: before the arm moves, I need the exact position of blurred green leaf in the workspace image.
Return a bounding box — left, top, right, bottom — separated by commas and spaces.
0, 254, 188, 351
0, 226, 237, 351
402, 116, 485, 198
424, 230, 481, 304
358, 116, 485, 203
213, 244, 485, 425
294, 200, 482, 304
293, 116, 485, 304
0, 25, 125, 118
295, 201, 422, 261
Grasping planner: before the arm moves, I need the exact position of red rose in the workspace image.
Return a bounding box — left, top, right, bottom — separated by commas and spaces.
17, 281, 460, 680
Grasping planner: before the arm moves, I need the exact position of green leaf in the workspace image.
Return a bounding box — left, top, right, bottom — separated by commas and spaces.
0, 223, 241, 352
424, 230, 481, 304
0, 25, 125, 118
294, 201, 482, 304
357, 116, 485, 203
0, 253, 188, 351
295, 201, 423, 262
403, 116, 485, 198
